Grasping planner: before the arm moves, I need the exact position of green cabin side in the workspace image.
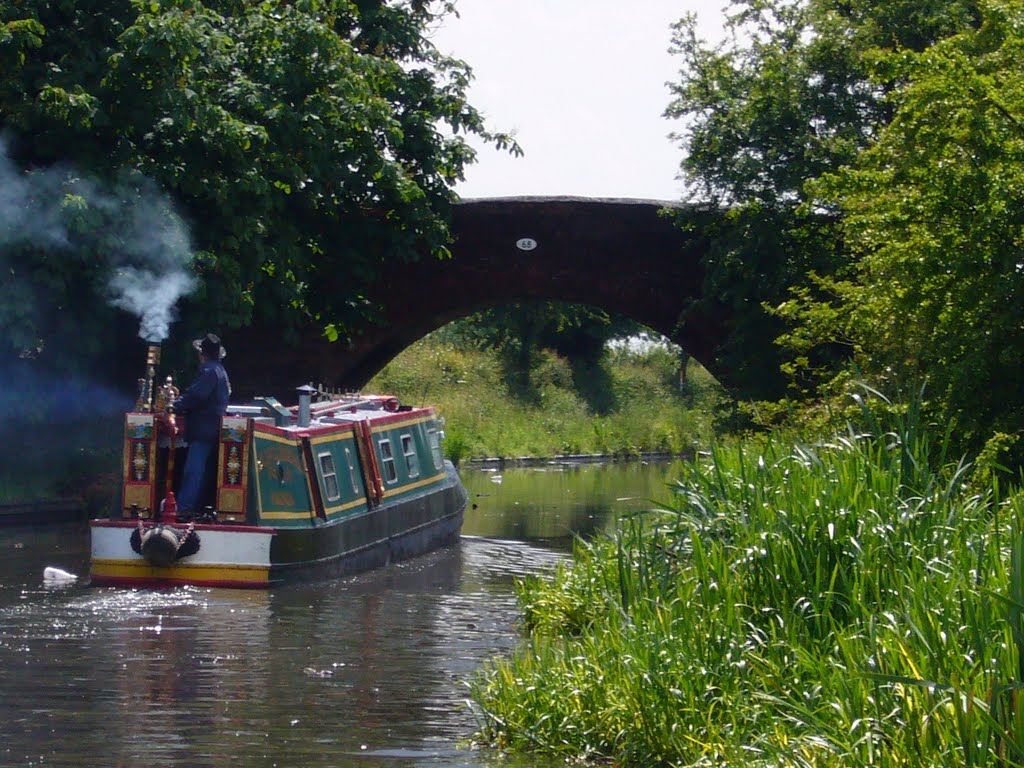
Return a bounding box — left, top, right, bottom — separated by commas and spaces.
247, 410, 447, 529
366, 412, 448, 503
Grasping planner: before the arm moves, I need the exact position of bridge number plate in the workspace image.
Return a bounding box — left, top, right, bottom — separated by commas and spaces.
516, 238, 537, 251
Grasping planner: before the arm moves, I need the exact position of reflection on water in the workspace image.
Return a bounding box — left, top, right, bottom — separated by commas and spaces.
0, 461, 685, 767
462, 459, 687, 546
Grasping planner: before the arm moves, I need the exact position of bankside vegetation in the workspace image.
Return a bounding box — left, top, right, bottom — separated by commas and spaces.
472, 397, 1024, 766
668, 0, 1023, 462
369, 332, 725, 463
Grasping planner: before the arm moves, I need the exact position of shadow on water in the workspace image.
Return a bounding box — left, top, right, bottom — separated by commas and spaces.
0, 461, 687, 767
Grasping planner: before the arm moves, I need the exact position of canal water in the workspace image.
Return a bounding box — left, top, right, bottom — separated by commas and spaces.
0, 461, 686, 767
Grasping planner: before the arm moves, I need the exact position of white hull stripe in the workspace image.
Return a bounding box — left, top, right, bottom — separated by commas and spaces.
91, 527, 273, 567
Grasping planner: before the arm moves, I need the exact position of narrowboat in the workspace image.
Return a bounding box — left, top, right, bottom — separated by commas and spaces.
90, 343, 467, 588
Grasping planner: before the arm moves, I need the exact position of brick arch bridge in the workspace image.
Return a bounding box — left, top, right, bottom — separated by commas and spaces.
229, 196, 730, 397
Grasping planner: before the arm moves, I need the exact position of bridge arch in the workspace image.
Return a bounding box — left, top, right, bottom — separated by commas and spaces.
229, 197, 730, 396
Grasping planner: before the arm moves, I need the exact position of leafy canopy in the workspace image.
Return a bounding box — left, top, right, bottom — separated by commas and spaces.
0, 0, 519, 377
665, 0, 978, 402
778, 0, 1024, 445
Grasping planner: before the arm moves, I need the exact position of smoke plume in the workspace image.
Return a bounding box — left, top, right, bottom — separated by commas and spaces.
101, 177, 198, 342
0, 138, 197, 342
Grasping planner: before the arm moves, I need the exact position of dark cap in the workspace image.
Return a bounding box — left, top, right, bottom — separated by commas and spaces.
192, 333, 226, 360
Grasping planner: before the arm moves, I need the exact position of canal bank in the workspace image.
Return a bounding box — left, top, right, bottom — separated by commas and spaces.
0, 498, 85, 526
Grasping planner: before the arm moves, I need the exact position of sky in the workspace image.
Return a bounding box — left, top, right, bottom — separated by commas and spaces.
430, 0, 729, 202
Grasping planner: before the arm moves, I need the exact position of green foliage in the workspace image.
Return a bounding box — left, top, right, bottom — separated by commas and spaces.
0, 0, 519, 376
515, 547, 608, 636
669, 204, 844, 401
0, 409, 123, 502
779, 0, 1024, 451
669, 0, 979, 206
472, 404, 1024, 766
666, 0, 979, 401
970, 430, 1024, 492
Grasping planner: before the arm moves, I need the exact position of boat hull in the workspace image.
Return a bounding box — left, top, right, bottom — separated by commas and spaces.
270, 466, 467, 582
90, 464, 468, 588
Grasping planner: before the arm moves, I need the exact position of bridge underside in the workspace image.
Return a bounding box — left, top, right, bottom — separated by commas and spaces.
229, 197, 729, 398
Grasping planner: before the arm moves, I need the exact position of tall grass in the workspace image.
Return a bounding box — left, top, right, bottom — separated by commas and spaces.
369, 336, 724, 461
470, 410, 1024, 766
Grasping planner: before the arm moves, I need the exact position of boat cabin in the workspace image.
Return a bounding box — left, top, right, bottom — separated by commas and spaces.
116, 389, 448, 529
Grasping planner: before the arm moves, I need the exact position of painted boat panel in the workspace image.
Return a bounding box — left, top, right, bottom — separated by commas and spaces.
251, 429, 316, 523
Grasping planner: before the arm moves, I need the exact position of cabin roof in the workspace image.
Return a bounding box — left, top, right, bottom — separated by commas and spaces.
229, 393, 434, 438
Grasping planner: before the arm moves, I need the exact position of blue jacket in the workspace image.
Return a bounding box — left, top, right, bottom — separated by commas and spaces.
174, 360, 230, 444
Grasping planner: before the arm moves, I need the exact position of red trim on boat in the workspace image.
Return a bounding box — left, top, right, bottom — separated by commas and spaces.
90, 519, 275, 534
369, 408, 434, 426
251, 406, 435, 438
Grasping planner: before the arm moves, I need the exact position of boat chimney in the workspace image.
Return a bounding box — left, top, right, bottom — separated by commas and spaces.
134, 342, 162, 412
296, 384, 315, 428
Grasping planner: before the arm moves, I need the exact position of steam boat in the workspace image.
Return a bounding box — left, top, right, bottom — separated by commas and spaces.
89, 344, 468, 588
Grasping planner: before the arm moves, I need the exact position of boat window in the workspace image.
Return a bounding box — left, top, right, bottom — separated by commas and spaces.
427, 428, 443, 470
318, 452, 341, 501
379, 438, 398, 484
344, 446, 360, 493
401, 434, 419, 478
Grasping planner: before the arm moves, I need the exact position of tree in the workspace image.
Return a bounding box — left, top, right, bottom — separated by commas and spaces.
0, 0, 518, 380
777, 0, 1024, 446
665, 0, 978, 401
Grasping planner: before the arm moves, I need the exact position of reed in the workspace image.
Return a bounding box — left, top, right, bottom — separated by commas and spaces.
471, 406, 1024, 766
